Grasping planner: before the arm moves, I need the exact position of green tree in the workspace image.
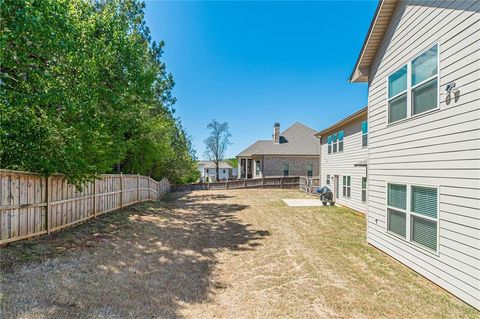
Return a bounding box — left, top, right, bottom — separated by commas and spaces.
204, 120, 231, 181
0, 0, 197, 185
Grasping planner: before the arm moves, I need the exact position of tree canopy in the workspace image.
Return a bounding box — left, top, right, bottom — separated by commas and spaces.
0, 0, 198, 185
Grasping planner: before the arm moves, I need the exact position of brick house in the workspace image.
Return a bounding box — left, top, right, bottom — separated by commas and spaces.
237, 122, 319, 179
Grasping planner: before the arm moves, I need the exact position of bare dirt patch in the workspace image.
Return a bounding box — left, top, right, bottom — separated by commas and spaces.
0, 190, 477, 318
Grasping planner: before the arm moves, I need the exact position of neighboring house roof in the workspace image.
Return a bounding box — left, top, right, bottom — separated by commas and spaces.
349, 0, 400, 83
197, 160, 234, 169
237, 122, 319, 157
236, 140, 271, 157
315, 106, 368, 137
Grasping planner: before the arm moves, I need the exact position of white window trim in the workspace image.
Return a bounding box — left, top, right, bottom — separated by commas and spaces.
385, 181, 440, 256
386, 42, 440, 127
361, 121, 368, 148
361, 177, 367, 202
328, 131, 344, 155
343, 176, 351, 198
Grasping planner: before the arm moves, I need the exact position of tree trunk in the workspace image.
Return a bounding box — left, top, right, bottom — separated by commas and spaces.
216, 163, 219, 182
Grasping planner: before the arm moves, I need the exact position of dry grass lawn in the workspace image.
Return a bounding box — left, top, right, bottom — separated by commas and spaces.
0, 189, 478, 318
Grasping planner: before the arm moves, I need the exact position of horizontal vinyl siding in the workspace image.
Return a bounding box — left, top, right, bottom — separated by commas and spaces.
321, 117, 368, 214
367, 0, 480, 310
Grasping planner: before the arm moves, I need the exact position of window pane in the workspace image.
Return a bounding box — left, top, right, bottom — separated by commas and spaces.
347, 187, 351, 198
362, 189, 366, 202
388, 65, 407, 98
362, 177, 367, 189
412, 45, 438, 86
413, 78, 437, 115
328, 145, 331, 154
389, 93, 407, 123
338, 130, 344, 141
412, 215, 437, 251
411, 186, 437, 218
347, 176, 351, 186
388, 209, 406, 238
362, 134, 368, 147
388, 184, 407, 210
339, 141, 343, 152
361, 121, 368, 134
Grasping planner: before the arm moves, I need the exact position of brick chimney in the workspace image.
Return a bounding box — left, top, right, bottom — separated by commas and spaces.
273, 122, 280, 144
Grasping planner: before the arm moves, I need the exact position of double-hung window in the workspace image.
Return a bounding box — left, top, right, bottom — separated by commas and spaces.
327, 131, 343, 154
361, 177, 367, 202
332, 133, 338, 153
342, 176, 351, 198
361, 121, 368, 147
326, 174, 331, 185
283, 164, 289, 177
387, 44, 439, 124
387, 183, 438, 253
307, 164, 313, 177
338, 130, 344, 152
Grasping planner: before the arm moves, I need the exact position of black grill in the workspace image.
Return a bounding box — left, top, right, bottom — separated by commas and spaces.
316, 186, 333, 201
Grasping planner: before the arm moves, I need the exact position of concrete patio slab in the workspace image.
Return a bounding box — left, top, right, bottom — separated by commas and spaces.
282, 198, 323, 207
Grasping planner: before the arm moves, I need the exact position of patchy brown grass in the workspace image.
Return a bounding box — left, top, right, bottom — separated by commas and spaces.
0, 190, 478, 318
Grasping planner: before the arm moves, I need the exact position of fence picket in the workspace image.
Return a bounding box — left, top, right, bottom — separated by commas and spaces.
0, 170, 170, 245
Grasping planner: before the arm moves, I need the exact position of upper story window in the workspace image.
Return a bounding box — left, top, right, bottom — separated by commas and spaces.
327, 130, 344, 154
361, 121, 368, 147
326, 174, 331, 185
338, 130, 344, 152
387, 44, 438, 124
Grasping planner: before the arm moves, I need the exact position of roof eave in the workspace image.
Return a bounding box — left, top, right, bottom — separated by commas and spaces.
315, 106, 368, 137
349, 0, 399, 83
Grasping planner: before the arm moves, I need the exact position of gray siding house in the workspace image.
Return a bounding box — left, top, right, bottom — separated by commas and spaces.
237, 122, 319, 179
350, 0, 479, 309
316, 107, 368, 213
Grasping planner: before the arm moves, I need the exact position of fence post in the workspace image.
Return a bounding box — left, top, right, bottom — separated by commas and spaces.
262, 178, 265, 189
280, 177, 284, 189
243, 179, 246, 189
93, 179, 97, 218
148, 177, 151, 200
137, 174, 140, 202
46, 176, 51, 235
225, 180, 228, 189
120, 173, 123, 209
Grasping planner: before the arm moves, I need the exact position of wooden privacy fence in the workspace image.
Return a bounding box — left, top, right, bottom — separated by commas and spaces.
0, 170, 170, 244
172, 176, 301, 192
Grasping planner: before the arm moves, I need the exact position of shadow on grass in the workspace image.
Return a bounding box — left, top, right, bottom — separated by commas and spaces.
1, 191, 269, 318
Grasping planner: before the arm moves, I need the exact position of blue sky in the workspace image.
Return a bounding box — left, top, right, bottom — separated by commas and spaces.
144, 1, 377, 159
